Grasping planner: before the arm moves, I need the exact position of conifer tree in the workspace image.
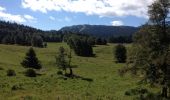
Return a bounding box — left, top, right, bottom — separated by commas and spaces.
55, 47, 67, 74
21, 47, 41, 69
114, 44, 127, 63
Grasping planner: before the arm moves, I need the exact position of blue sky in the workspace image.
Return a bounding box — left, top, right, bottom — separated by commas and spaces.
0, 0, 154, 30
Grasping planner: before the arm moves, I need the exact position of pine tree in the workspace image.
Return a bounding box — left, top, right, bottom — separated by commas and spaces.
55, 47, 67, 74
31, 34, 44, 48
55, 47, 74, 76
68, 49, 73, 76
21, 47, 41, 69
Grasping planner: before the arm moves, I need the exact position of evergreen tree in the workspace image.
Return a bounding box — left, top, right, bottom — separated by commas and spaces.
125, 0, 170, 98
55, 47, 74, 76
67, 36, 93, 57
21, 47, 42, 69
31, 35, 44, 47
55, 47, 67, 74
68, 49, 73, 76
87, 37, 96, 46
103, 39, 107, 45
95, 38, 102, 45
114, 44, 127, 63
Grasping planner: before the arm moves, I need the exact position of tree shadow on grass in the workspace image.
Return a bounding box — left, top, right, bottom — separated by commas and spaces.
58, 74, 93, 82
70, 65, 78, 68
79, 54, 96, 58
73, 75, 93, 82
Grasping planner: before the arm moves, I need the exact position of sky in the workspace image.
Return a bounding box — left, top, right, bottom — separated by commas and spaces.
0, 0, 154, 30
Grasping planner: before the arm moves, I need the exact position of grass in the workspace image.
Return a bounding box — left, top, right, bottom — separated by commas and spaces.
0, 43, 158, 100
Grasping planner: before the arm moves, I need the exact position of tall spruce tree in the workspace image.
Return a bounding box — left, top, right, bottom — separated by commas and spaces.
68, 49, 73, 76
126, 0, 170, 98
21, 47, 42, 69
55, 47, 67, 74
55, 47, 74, 76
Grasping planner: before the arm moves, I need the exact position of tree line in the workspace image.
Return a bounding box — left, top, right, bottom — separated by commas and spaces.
0, 20, 133, 48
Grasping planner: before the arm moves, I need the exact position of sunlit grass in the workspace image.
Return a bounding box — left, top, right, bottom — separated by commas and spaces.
0, 43, 158, 100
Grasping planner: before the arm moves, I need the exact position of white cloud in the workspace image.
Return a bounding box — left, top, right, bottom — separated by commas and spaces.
21, 0, 155, 18
49, 16, 55, 20
24, 14, 35, 20
24, 14, 37, 23
0, 7, 26, 23
0, 6, 36, 23
0, 6, 6, 11
111, 20, 124, 26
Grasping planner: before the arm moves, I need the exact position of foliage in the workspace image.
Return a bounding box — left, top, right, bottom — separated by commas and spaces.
95, 38, 107, 45
55, 47, 68, 74
125, 0, 170, 98
31, 34, 44, 47
6, 69, 16, 76
57, 70, 63, 75
67, 35, 94, 57
125, 88, 148, 96
21, 47, 42, 69
114, 44, 127, 63
56, 46, 73, 76
108, 35, 132, 43
43, 42, 47, 48
25, 69, 36, 77
0, 21, 63, 47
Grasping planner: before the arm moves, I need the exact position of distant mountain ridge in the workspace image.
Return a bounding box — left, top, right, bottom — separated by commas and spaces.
59, 24, 139, 38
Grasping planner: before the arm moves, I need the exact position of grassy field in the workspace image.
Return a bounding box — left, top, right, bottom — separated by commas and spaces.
0, 43, 158, 100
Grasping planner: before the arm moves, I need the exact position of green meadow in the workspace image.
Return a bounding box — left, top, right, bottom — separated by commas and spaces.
0, 43, 158, 100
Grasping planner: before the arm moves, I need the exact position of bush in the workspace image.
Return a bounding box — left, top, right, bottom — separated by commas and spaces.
7, 69, 16, 76
124, 88, 148, 96
0, 67, 3, 70
114, 44, 127, 63
57, 71, 63, 75
11, 84, 23, 91
25, 69, 36, 77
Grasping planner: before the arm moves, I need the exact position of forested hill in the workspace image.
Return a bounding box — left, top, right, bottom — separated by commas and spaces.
0, 21, 63, 47
0, 21, 43, 40
0, 20, 139, 46
59, 25, 139, 38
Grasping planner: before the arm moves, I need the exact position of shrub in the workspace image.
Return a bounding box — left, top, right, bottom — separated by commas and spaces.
124, 88, 148, 96
11, 84, 23, 91
25, 69, 36, 77
57, 71, 63, 75
7, 69, 16, 76
114, 44, 127, 63
0, 67, 3, 70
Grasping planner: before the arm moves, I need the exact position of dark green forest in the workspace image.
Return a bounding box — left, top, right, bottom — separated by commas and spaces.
0, 20, 137, 48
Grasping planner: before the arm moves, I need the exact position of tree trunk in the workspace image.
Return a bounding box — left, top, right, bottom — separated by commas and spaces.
68, 49, 73, 77
64, 69, 66, 75
69, 67, 73, 76
162, 86, 168, 98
